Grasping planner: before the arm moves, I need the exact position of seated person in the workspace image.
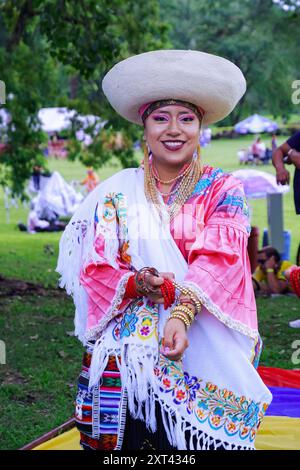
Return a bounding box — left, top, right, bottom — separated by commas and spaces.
283, 265, 300, 328
27, 203, 51, 233
260, 148, 272, 165
252, 246, 293, 295
18, 202, 66, 233
237, 148, 248, 164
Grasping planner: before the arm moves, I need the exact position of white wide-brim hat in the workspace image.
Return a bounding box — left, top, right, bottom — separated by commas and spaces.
102, 49, 246, 126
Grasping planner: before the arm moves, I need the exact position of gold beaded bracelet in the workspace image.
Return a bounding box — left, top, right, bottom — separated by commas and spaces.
168, 312, 191, 329
173, 282, 202, 314
172, 305, 195, 323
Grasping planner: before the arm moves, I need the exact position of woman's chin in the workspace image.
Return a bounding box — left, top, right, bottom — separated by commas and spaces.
154, 150, 193, 167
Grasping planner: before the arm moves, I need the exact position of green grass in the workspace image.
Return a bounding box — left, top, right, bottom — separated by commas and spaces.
0, 293, 83, 450
0, 137, 300, 450
257, 295, 300, 368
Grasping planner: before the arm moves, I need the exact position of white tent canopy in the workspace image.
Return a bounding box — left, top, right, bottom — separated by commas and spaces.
0, 107, 103, 135
38, 107, 103, 134
232, 169, 289, 199
234, 114, 279, 134
38, 107, 75, 133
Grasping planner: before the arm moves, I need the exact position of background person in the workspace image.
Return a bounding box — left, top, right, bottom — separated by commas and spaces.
251, 137, 263, 165
283, 266, 300, 328
252, 246, 293, 295
80, 167, 100, 193
272, 130, 300, 215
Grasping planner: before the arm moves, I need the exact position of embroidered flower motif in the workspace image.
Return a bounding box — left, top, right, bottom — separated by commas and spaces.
206, 382, 218, 393
102, 200, 116, 223
175, 390, 186, 401
114, 326, 120, 340
195, 408, 206, 420
191, 168, 224, 197
156, 358, 269, 443
221, 389, 233, 399
211, 415, 222, 426
120, 241, 131, 264
226, 422, 237, 433
240, 426, 249, 437
162, 378, 171, 388
140, 326, 150, 336
244, 401, 260, 427
119, 312, 138, 338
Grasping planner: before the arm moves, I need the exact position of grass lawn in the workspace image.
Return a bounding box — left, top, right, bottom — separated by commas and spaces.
0, 136, 300, 450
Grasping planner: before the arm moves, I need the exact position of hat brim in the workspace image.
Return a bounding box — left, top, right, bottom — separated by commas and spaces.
102, 50, 246, 126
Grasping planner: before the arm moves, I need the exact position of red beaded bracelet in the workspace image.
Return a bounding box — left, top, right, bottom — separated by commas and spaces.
291, 269, 298, 296
160, 278, 175, 309
124, 274, 139, 298
291, 268, 300, 297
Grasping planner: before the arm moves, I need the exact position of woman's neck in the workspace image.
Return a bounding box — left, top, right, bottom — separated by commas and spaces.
152, 159, 192, 183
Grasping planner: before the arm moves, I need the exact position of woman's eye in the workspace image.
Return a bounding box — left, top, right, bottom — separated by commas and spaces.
181, 116, 195, 122
152, 115, 168, 122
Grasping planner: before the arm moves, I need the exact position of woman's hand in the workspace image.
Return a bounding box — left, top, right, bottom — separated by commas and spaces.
144, 271, 174, 304
264, 255, 277, 271
161, 317, 189, 361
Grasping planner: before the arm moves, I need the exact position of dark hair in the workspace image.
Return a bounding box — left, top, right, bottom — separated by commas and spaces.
258, 246, 281, 263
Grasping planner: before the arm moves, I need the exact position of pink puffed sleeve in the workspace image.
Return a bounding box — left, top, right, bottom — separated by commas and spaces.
80, 233, 132, 336
184, 177, 258, 337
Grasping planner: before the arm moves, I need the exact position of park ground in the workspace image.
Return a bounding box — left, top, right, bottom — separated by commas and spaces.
0, 135, 299, 449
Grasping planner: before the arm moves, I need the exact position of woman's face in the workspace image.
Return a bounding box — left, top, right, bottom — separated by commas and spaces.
144, 104, 201, 168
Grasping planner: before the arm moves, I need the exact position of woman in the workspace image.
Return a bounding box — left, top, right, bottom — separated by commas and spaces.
57, 50, 272, 451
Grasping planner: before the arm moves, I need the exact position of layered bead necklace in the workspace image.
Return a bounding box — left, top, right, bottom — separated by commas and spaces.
143, 144, 203, 222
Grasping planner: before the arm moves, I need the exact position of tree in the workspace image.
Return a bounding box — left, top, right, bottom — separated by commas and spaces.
0, 0, 169, 196
159, 0, 300, 124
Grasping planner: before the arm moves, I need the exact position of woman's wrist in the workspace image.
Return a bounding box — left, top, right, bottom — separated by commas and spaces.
168, 303, 196, 329
135, 266, 159, 295
124, 273, 139, 298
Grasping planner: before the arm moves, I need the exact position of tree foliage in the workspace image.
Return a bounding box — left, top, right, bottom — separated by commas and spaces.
0, 0, 299, 195
0, 0, 169, 195
159, 0, 300, 124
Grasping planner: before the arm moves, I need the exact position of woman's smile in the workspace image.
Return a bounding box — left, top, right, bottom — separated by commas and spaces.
161, 140, 186, 152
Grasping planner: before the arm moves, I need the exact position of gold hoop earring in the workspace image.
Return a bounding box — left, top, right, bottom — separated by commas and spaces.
197, 143, 201, 160
142, 141, 151, 191
195, 143, 203, 176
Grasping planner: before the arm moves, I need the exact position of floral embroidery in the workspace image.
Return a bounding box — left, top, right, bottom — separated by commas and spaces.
95, 192, 131, 265
102, 198, 117, 223
119, 312, 138, 338
156, 356, 269, 442
112, 299, 158, 342
251, 335, 263, 369
156, 357, 201, 414
191, 167, 224, 197
137, 314, 156, 340
215, 191, 251, 234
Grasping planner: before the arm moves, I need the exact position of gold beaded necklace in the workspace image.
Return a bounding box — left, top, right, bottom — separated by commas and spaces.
151, 159, 194, 185
143, 143, 203, 222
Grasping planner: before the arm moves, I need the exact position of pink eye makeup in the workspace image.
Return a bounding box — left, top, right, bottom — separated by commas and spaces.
151, 113, 169, 121
151, 113, 196, 122
179, 114, 195, 122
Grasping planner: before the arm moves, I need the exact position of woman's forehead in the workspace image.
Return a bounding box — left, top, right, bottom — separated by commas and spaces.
152, 105, 197, 114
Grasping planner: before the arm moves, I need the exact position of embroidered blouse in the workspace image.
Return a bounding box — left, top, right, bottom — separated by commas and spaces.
80, 165, 256, 337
